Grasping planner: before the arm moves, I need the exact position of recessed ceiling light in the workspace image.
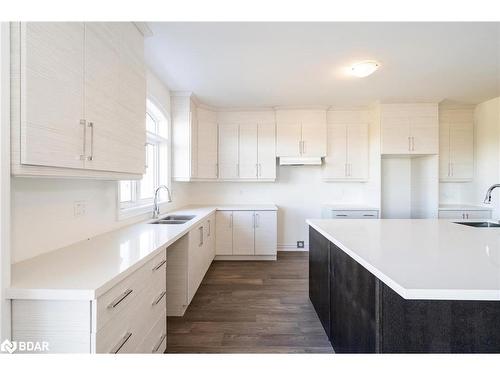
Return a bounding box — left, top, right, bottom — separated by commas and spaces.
350, 61, 380, 78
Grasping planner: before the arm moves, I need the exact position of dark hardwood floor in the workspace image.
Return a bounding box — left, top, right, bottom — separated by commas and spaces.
166, 251, 334, 353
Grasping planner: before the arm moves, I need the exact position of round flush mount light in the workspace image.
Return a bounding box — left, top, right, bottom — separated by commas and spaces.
350, 61, 380, 78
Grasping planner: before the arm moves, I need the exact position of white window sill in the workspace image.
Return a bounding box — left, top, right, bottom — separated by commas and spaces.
118, 201, 169, 221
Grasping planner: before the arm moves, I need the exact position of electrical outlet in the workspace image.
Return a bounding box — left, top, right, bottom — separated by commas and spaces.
297, 241, 305, 249
74, 201, 87, 217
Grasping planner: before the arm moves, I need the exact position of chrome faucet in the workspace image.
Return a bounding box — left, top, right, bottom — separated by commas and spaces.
483, 184, 500, 204
152, 185, 172, 219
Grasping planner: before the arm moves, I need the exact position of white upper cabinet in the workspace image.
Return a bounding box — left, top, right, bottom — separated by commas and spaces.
218, 123, 240, 179
20, 23, 85, 170
380, 104, 438, 155
238, 123, 259, 178
323, 122, 369, 181
84, 23, 146, 174
196, 109, 218, 179
439, 108, 474, 181
276, 110, 327, 158
12, 22, 146, 179
257, 122, 276, 179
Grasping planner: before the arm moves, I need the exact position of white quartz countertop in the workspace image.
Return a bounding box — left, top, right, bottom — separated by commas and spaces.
8, 204, 277, 300
439, 203, 492, 211
307, 219, 500, 301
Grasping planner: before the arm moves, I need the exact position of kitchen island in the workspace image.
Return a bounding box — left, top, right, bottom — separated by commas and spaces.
307, 219, 500, 353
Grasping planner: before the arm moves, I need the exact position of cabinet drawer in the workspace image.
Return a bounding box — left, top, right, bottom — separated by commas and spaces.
95, 250, 166, 331
330, 210, 379, 219
135, 315, 167, 354
95, 268, 166, 353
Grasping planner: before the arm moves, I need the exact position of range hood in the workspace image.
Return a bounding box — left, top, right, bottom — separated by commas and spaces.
279, 157, 323, 166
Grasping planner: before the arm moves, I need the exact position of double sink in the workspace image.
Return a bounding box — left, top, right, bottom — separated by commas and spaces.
150, 215, 196, 225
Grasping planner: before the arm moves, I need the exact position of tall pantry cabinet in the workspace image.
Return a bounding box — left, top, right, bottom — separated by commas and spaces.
11, 22, 147, 179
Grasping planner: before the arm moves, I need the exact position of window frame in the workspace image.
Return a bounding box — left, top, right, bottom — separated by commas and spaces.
117, 98, 171, 220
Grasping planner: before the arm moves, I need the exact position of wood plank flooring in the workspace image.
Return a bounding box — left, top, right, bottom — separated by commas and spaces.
166, 251, 334, 353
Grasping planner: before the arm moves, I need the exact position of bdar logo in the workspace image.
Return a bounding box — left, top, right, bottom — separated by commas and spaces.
1, 339, 17, 354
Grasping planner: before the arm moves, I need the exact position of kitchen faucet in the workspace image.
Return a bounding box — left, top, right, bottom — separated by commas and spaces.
483, 184, 500, 204
152, 185, 172, 219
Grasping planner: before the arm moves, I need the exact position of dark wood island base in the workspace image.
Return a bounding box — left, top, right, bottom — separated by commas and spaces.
309, 227, 500, 353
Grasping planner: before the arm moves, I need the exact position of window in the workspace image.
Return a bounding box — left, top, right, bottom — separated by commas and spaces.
118, 99, 170, 218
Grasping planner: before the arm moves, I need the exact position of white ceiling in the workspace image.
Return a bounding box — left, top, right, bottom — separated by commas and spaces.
145, 22, 500, 108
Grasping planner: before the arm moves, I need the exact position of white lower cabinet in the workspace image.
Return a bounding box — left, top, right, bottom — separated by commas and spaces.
215, 209, 278, 259
438, 209, 492, 220
11, 249, 167, 353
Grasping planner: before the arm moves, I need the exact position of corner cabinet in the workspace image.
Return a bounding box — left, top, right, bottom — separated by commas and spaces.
10, 22, 147, 179
380, 103, 438, 155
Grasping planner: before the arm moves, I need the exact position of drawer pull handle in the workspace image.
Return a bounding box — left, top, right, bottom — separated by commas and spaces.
152, 333, 167, 353
152, 259, 166, 271
363, 214, 375, 217
152, 291, 167, 306
107, 289, 133, 309
111, 332, 132, 354
336, 214, 348, 217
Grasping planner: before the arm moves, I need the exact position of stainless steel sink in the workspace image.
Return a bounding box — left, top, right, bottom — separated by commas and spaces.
160, 215, 195, 221
150, 219, 189, 225
454, 221, 500, 228
149, 214, 196, 225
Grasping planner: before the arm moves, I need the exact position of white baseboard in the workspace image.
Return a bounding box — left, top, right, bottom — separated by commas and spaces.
277, 244, 309, 252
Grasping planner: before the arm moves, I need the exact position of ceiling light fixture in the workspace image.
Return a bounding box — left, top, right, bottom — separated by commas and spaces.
350, 61, 380, 78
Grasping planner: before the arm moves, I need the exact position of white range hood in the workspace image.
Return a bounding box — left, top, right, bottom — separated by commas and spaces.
279, 157, 323, 166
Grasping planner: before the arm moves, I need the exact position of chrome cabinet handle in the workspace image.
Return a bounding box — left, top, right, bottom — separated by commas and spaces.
87, 122, 94, 161
111, 332, 132, 354
152, 333, 167, 353
408, 136, 411, 151
199, 226, 203, 246
336, 214, 348, 217
208, 219, 211, 237
450, 163, 453, 177
258, 163, 262, 177
80, 119, 87, 160
152, 259, 166, 271
302, 140, 306, 154
152, 291, 166, 306
253, 212, 256, 228
215, 163, 218, 178
107, 289, 133, 309
255, 213, 260, 228
229, 213, 233, 228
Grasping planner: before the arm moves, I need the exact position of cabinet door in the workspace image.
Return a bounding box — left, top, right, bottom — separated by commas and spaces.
410, 115, 438, 155
439, 122, 451, 179
449, 122, 473, 180
464, 210, 492, 220
301, 122, 327, 157
254, 211, 277, 255
381, 116, 410, 154
257, 123, 276, 179
84, 23, 146, 174
239, 123, 258, 178
347, 123, 369, 180
215, 211, 233, 255
438, 210, 465, 219
218, 123, 239, 179
21, 22, 85, 169
276, 122, 301, 157
197, 120, 218, 179
323, 124, 347, 179
232, 211, 255, 255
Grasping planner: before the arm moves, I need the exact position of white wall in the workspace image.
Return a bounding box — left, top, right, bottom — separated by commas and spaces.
10, 71, 185, 263
474, 97, 500, 217
381, 155, 438, 219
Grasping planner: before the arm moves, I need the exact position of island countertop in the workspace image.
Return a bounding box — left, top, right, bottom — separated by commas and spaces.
306, 219, 500, 301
